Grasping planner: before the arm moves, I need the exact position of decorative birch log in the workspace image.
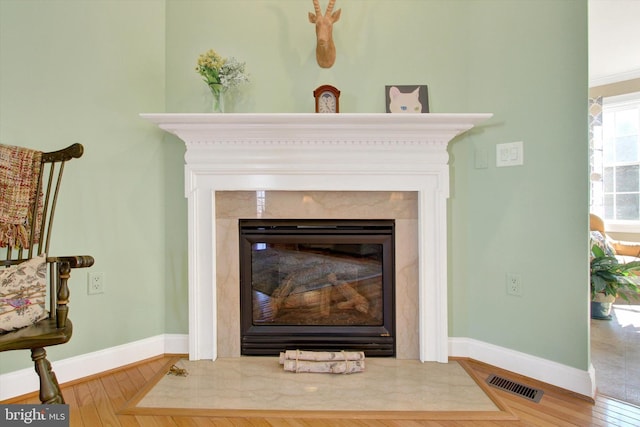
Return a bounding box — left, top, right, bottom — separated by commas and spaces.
279, 349, 365, 364
282, 359, 365, 374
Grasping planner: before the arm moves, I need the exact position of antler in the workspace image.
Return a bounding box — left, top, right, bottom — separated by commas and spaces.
326, 0, 336, 15
312, 0, 321, 15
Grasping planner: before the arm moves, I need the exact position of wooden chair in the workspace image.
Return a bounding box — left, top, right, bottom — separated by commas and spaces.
0, 143, 94, 403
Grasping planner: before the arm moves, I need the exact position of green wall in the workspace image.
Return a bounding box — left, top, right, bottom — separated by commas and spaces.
0, 0, 588, 374
461, 1, 589, 367
0, 0, 168, 372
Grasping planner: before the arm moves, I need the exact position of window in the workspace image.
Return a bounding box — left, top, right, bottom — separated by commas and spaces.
591, 92, 640, 230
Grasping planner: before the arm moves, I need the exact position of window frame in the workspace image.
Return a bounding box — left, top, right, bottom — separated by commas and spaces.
594, 91, 640, 233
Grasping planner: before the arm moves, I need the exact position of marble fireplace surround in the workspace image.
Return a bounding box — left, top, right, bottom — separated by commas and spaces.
142, 113, 491, 363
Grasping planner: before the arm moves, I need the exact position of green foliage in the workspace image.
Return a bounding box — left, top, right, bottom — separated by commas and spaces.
590, 245, 640, 301
195, 49, 249, 96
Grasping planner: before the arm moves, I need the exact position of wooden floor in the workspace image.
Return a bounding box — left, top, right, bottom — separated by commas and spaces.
3, 354, 640, 426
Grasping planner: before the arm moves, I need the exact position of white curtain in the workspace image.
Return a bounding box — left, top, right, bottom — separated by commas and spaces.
589, 96, 603, 215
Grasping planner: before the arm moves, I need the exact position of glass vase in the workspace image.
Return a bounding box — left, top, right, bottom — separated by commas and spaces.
211, 88, 225, 113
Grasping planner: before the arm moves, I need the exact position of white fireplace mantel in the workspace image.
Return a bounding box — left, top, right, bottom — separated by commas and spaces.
141, 113, 492, 363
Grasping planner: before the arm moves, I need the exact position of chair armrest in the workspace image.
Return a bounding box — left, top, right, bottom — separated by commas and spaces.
47, 255, 95, 269
46, 256, 95, 328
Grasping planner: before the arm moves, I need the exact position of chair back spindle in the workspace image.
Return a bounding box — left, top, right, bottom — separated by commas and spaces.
0, 142, 93, 404
1, 143, 85, 320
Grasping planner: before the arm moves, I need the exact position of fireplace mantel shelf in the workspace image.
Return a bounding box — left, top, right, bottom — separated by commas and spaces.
141, 113, 492, 145
141, 112, 491, 125
142, 112, 492, 364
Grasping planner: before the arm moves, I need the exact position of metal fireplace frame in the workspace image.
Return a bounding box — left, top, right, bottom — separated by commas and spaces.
239, 219, 395, 356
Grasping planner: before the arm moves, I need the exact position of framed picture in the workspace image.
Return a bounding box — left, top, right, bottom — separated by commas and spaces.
385, 85, 429, 113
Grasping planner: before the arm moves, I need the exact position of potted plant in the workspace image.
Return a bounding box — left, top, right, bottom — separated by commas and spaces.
590, 244, 640, 319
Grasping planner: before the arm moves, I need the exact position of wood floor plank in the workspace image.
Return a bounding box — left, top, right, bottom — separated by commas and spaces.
262, 419, 312, 427
87, 377, 123, 427
132, 416, 159, 427
206, 418, 241, 427
592, 399, 640, 426
595, 396, 640, 421
488, 396, 570, 427
74, 381, 104, 427
115, 369, 142, 402
100, 374, 141, 427
172, 417, 220, 427
151, 415, 179, 426
127, 366, 150, 388
64, 385, 85, 427
138, 358, 168, 382
523, 394, 604, 426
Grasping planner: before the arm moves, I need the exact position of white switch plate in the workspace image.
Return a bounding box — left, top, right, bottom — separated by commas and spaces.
475, 147, 488, 169
496, 141, 524, 167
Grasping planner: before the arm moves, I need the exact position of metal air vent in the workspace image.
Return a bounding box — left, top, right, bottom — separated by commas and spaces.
486, 374, 544, 403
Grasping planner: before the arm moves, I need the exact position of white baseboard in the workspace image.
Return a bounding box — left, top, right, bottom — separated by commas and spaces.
449, 337, 596, 399
0, 334, 189, 401
1, 335, 595, 401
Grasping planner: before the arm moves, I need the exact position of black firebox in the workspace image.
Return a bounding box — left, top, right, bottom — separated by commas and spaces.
239, 219, 395, 356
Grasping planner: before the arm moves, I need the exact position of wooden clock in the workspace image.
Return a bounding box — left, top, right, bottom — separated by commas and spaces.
313, 85, 340, 113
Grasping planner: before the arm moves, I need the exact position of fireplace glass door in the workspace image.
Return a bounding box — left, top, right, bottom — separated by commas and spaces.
239, 219, 395, 356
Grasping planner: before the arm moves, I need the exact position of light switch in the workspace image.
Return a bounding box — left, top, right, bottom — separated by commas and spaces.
475, 148, 488, 169
496, 141, 524, 167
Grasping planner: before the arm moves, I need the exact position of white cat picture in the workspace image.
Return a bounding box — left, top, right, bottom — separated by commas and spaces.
385, 85, 429, 113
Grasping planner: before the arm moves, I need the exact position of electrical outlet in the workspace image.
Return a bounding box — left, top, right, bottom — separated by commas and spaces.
506, 273, 523, 296
88, 272, 105, 295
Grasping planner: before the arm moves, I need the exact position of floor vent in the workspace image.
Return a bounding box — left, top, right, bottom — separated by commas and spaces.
486, 374, 544, 403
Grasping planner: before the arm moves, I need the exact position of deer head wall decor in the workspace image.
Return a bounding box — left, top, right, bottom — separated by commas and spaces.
309, 0, 341, 68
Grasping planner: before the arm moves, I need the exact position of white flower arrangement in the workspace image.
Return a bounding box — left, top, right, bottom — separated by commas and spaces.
195, 49, 249, 96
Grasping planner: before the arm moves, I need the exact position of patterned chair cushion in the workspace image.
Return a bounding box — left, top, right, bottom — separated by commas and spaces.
0, 254, 47, 333
590, 230, 616, 257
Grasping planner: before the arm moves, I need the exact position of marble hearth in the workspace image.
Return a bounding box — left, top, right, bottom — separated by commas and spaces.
142, 113, 491, 363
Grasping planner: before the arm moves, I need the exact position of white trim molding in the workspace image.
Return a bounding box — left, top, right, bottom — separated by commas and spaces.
0, 334, 189, 401
449, 337, 596, 398
590, 68, 640, 88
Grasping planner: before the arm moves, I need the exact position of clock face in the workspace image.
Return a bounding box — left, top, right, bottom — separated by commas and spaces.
314, 85, 340, 113
318, 92, 337, 113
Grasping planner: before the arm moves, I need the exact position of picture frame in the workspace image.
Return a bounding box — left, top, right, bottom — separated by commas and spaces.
385, 85, 429, 113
